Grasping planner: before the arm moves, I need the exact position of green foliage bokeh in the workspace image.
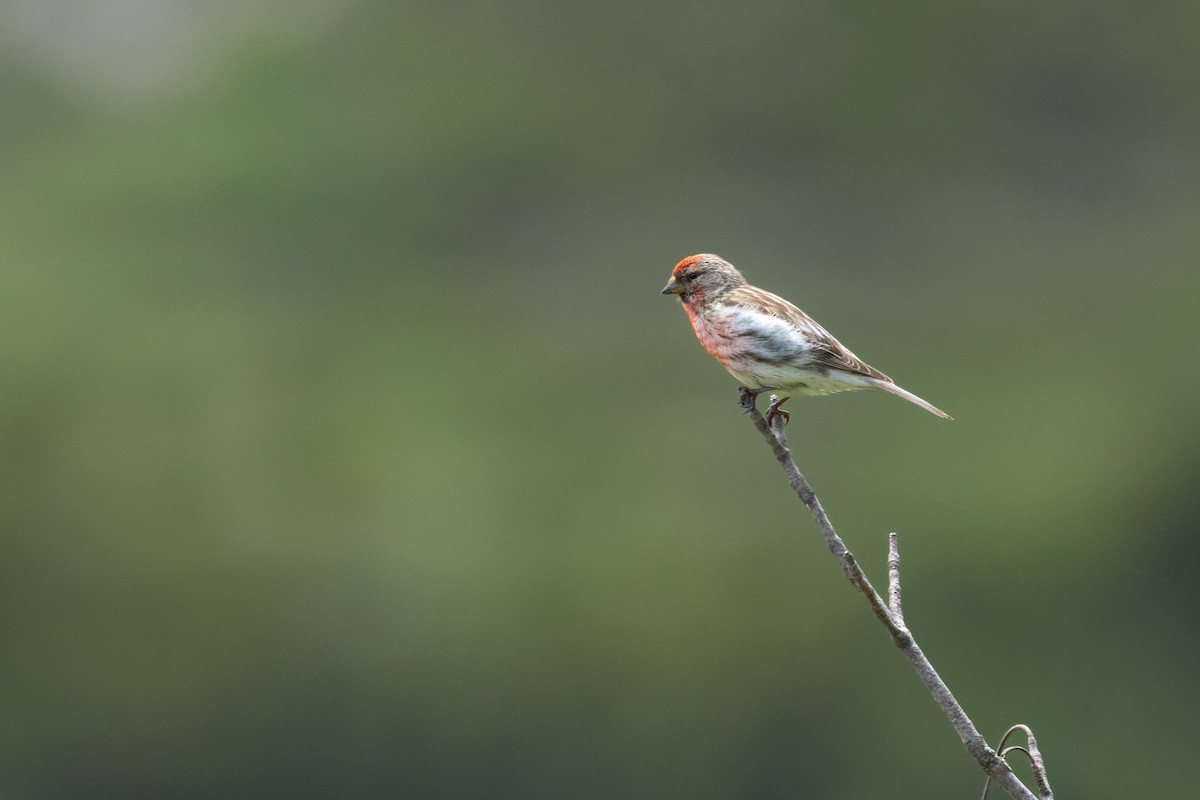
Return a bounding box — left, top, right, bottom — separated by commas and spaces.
2, 2, 1198, 797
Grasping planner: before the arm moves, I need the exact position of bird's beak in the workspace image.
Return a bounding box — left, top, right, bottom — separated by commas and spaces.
661, 276, 681, 295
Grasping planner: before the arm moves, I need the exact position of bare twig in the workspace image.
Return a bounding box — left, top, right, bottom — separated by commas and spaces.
983, 725, 1054, 800
737, 388, 1043, 800
1023, 726, 1054, 800
888, 532, 902, 620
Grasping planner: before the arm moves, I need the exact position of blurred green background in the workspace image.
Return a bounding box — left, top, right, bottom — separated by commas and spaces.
3, 1, 1198, 797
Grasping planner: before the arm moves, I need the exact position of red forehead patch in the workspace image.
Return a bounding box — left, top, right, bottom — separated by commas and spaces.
673, 254, 704, 274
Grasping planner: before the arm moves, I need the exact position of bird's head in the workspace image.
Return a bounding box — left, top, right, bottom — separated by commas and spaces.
661, 253, 746, 305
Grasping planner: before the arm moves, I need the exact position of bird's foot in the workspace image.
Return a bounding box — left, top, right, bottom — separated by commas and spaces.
765, 395, 791, 427
738, 386, 778, 414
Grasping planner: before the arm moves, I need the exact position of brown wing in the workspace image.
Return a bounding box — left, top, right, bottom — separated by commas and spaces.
728, 284, 893, 382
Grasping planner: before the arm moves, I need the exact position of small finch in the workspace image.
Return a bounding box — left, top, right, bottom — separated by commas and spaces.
662, 254, 951, 421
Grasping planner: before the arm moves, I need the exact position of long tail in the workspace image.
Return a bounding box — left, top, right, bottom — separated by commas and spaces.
867, 378, 952, 419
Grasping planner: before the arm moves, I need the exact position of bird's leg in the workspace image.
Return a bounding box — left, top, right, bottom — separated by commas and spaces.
738, 386, 778, 414
765, 395, 791, 426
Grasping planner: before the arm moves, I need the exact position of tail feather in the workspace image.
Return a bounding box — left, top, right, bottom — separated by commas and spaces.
867, 378, 952, 419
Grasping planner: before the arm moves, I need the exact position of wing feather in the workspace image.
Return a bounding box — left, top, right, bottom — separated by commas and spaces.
725, 284, 892, 382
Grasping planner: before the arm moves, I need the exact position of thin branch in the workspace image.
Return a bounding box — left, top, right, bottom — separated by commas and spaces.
738, 389, 1040, 800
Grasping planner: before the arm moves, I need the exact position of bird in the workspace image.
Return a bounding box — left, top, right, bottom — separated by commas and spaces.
662, 253, 950, 422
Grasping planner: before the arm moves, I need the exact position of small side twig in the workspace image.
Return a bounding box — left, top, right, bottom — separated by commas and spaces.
737, 388, 1044, 800
983, 725, 1054, 800
888, 532, 902, 620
